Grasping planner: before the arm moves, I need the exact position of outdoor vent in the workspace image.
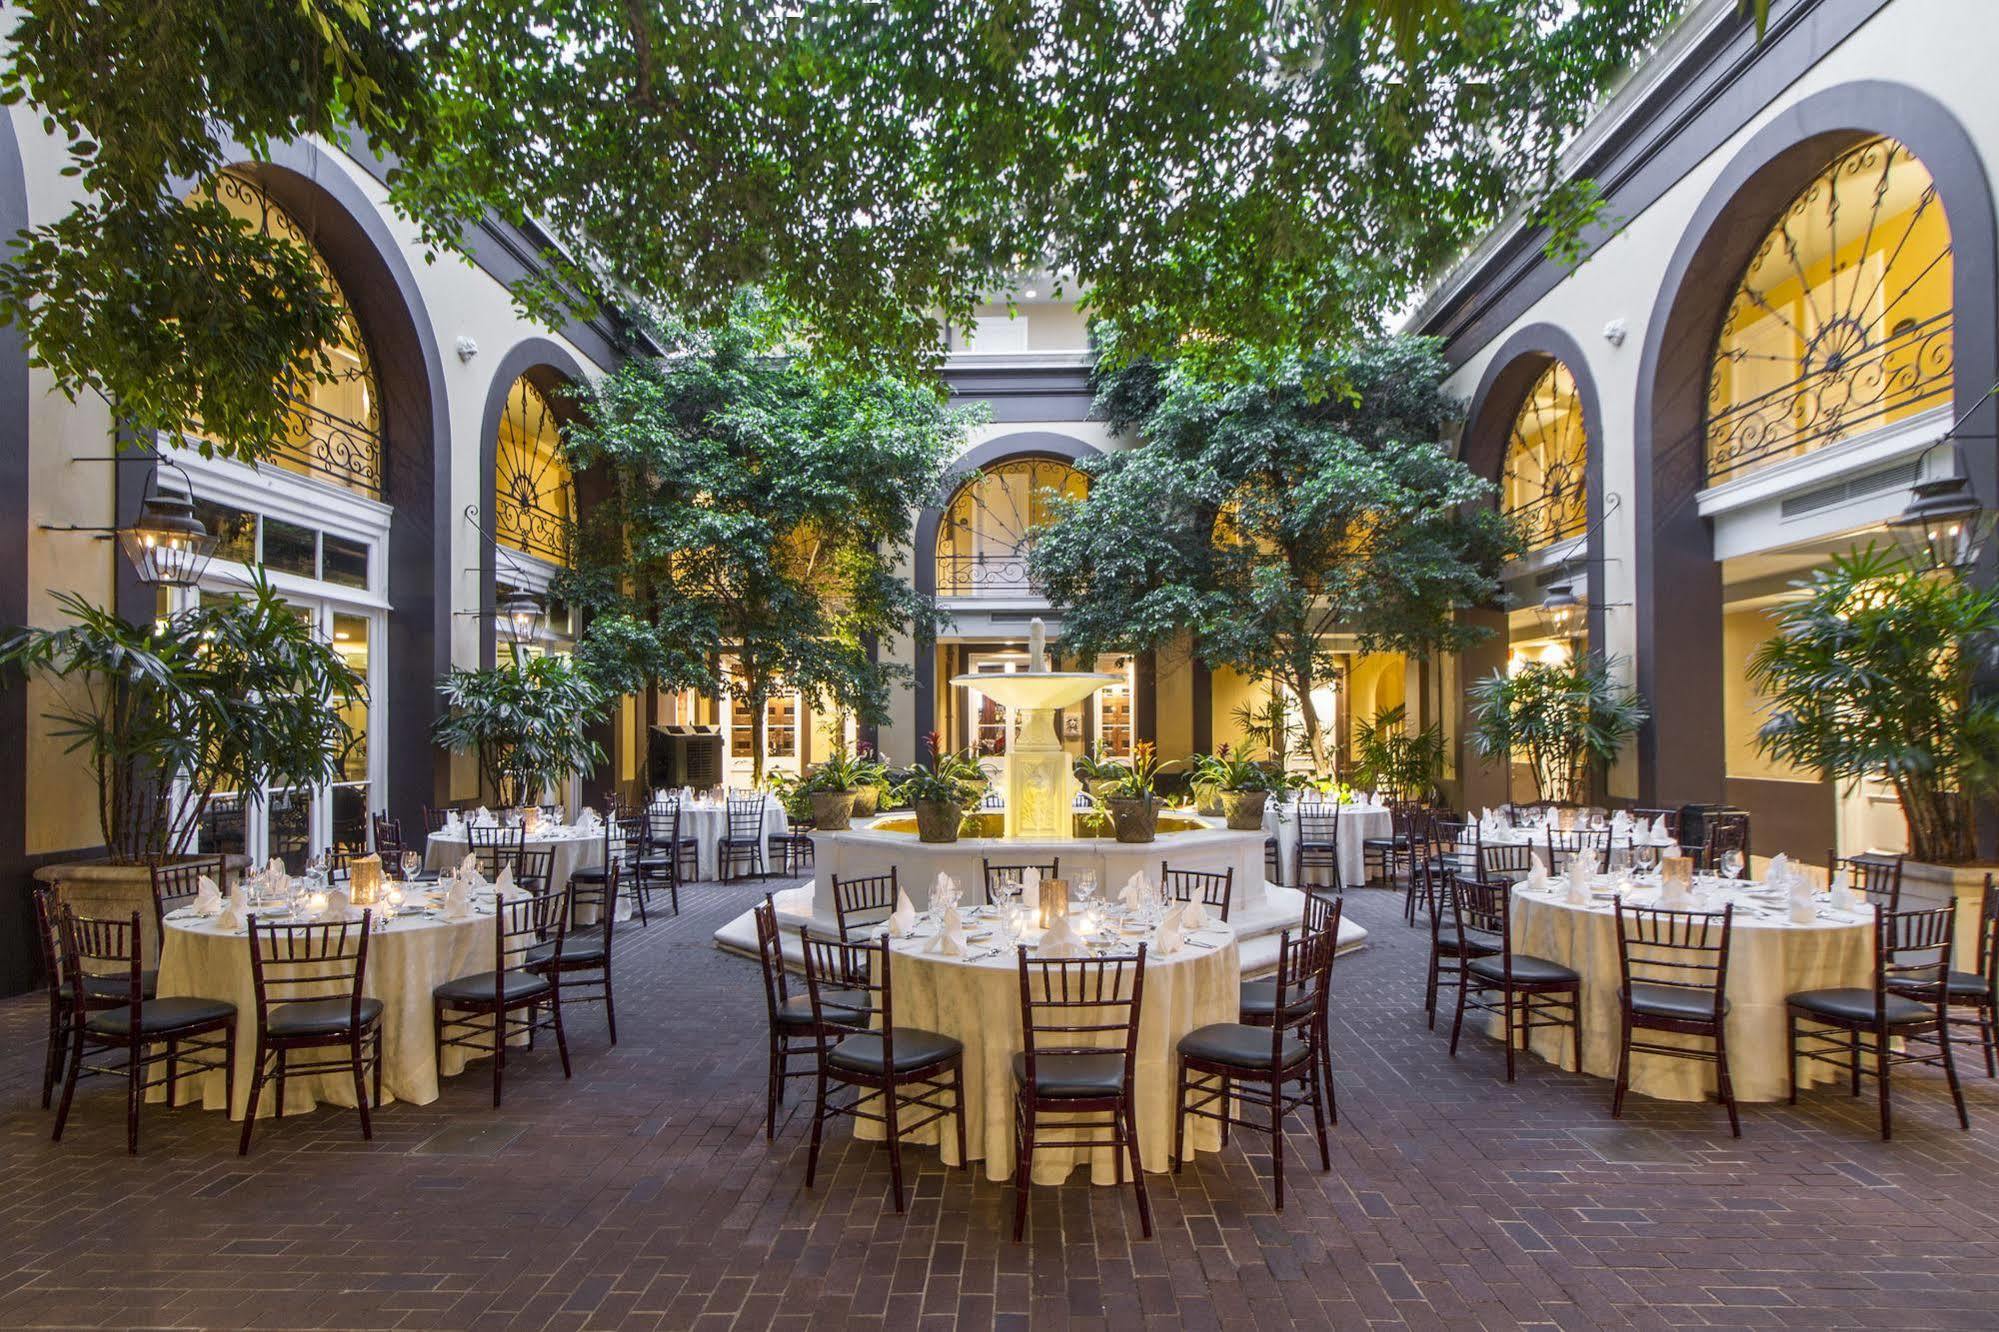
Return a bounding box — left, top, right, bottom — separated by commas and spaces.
1778, 460, 1921, 519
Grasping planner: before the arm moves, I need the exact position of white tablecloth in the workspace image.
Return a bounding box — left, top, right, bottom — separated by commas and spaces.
855, 914, 1239, 1184
1506, 880, 1875, 1102
673, 797, 789, 880
426, 827, 620, 917
1265, 800, 1392, 889
155, 905, 499, 1117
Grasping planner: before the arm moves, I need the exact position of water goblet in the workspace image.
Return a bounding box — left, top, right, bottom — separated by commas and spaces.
1720, 848, 1746, 882
400, 850, 423, 882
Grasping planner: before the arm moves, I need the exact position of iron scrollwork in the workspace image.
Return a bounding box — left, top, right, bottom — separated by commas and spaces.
934, 457, 1087, 597
1502, 361, 1589, 551
494, 376, 576, 566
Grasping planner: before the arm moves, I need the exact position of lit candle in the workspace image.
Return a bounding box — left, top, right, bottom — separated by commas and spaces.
307, 890, 329, 917
386, 883, 404, 907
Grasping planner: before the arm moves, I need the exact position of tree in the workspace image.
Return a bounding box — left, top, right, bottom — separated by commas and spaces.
1746, 545, 1999, 864
0, 1, 1681, 461
1466, 654, 1648, 805
432, 652, 609, 808
556, 308, 977, 784
1032, 335, 1519, 771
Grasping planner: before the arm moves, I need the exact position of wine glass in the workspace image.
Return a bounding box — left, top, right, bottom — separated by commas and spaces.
1076, 871, 1099, 912
1720, 848, 1746, 882
400, 850, 423, 882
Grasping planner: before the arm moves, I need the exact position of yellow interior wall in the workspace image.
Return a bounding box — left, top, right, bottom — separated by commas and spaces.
1723, 606, 1816, 782
1209, 666, 1270, 755
1154, 641, 1195, 761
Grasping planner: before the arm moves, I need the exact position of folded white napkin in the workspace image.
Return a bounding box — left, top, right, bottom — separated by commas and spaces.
473, 805, 494, 826
1151, 903, 1187, 958
1649, 815, 1672, 844
1828, 871, 1859, 911
1179, 896, 1209, 930
215, 893, 248, 932
925, 906, 968, 956
1659, 877, 1694, 909
193, 875, 223, 916
458, 852, 478, 879
1020, 868, 1040, 912
1526, 854, 1550, 891
1789, 896, 1817, 925
681, 786, 696, 806
1039, 913, 1089, 958
1767, 852, 1791, 889
1120, 871, 1147, 911
888, 888, 917, 936
1610, 810, 1631, 837
929, 870, 959, 913
495, 866, 524, 901
441, 878, 474, 920
320, 888, 357, 922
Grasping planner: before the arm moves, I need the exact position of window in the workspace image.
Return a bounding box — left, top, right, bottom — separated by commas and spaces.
262, 517, 317, 578
731, 691, 798, 759
1707, 137, 1954, 483
495, 375, 576, 566
191, 170, 384, 496
935, 457, 1089, 596
193, 497, 257, 566
1502, 361, 1588, 551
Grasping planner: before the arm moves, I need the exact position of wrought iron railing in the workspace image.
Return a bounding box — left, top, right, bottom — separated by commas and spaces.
495, 492, 572, 566
936, 550, 1044, 597
1705, 310, 1955, 485
1502, 484, 1588, 552
275, 398, 384, 497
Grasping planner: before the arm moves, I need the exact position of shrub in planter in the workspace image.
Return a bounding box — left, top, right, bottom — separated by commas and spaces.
1467, 653, 1647, 805
1094, 741, 1163, 843
1192, 746, 1283, 830
893, 733, 989, 844
800, 745, 871, 830
433, 651, 608, 807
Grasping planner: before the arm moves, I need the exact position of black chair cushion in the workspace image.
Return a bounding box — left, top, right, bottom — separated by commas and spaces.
79, 970, 158, 1003
1177, 1022, 1308, 1071
86, 995, 235, 1037
1361, 836, 1410, 850
1626, 982, 1727, 1022
827, 1028, 962, 1075
267, 996, 385, 1036
776, 990, 871, 1029
1011, 1051, 1126, 1099
433, 969, 552, 1006
1465, 953, 1579, 986
528, 930, 607, 966
1789, 987, 1932, 1025
1888, 970, 1992, 1001
636, 856, 673, 871
1238, 980, 1313, 1023
569, 866, 608, 883
1436, 932, 1501, 959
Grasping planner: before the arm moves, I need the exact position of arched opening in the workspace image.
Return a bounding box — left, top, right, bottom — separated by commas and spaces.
934, 456, 1089, 598
1504, 361, 1589, 552
1706, 136, 1954, 484
494, 374, 576, 569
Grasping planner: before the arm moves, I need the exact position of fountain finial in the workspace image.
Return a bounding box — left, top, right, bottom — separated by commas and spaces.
1028, 616, 1047, 672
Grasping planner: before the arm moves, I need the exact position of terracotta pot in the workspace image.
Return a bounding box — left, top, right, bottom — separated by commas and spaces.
35, 855, 247, 970
852, 785, 881, 817
914, 798, 964, 843
1221, 789, 1270, 831
809, 790, 858, 831
1105, 796, 1161, 844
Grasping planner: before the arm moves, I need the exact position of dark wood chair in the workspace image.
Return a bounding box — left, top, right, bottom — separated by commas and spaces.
432, 886, 571, 1107
510, 846, 556, 896
832, 869, 901, 940
1241, 893, 1343, 1113
1887, 874, 1997, 1078
1160, 862, 1233, 921
1263, 836, 1282, 884
568, 815, 642, 919
1429, 818, 1478, 885
1012, 946, 1151, 1240
1294, 802, 1343, 892
1629, 807, 1681, 841
1174, 924, 1337, 1211
982, 857, 1059, 907
1613, 901, 1739, 1136
1829, 849, 1905, 913
801, 932, 967, 1213
32, 884, 160, 1109
421, 804, 460, 833
1449, 877, 1581, 1082
1697, 812, 1750, 872
1477, 841, 1535, 883
1787, 904, 1971, 1140
1362, 801, 1421, 888
239, 912, 384, 1153
638, 800, 696, 920
51, 907, 236, 1154
371, 813, 405, 861
150, 857, 228, 943
717, 795, 771, 881
529, 864, 621, 1044
1423, 864, 1496, 1032
1547, 828, 1612, 880
770, 821, 816, 876
467, 824, 526, 880
753, 895, 871, 1139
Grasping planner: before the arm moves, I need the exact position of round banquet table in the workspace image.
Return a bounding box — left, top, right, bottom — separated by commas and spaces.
1264, 799, 1392, 890
154, 904, 500, 1117
1506, 879, 1875, 1102
672, 796, 789, 881
425, 825, 620, 916
854, 914, 1239, 1184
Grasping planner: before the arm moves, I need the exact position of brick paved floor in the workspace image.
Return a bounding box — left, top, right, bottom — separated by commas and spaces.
2, 882, 1997, 1330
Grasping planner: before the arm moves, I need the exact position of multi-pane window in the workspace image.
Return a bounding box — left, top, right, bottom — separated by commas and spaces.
936, 458, 1088, 596
1502, 362, 1588, 551
495, 375, 576, 566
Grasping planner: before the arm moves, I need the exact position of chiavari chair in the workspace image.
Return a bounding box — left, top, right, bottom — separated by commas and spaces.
238, 911, 383, 1153
1160, 862, 1234, 922
1423, 864, 1495, 1031
982, 857, 1059, 908
832, 869, 901, 940
1477, 840, 1535, 883
717, 794, 771, 881
637, 799, 695, 921
150, 857, 228, 944
1362, 801, 1421, 887
432, 884, 571, 1107
1547, 827, 1612, 880
1613, 901, 1739, 1136
371, 813, 405, 861
1887, 874, 1998, 1078
1294, 801, 1343, 892
1829, 849, 1905, 914
753, 895, 870, 1139
1449, 878, 1581, 1082
1241, 892, 1343, 1106
467, 824, 526, 880
528, 864, 622, 1044
32, 884, 155, 1109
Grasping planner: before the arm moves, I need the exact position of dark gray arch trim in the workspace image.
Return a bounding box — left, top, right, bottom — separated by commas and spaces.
1459, 323, 1609, 804
0, 109, 33, 993
1632, 79, 1999, 806
911, 431, 1108, 749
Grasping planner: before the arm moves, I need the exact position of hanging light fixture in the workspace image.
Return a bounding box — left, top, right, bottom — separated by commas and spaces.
1889, 447, 1987, 574
1540, 580, 1583, 636
499, 588, 545, 647
118, 473, 218, 588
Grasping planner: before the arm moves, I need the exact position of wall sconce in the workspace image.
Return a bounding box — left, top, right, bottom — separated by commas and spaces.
42, 455, 218, 590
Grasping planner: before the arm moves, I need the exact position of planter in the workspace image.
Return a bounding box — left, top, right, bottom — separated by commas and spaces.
1900, 859, 1999, 967
35, 855, 246, 970
852, 785, 881, 818
1221, 789, 1270, 831
809, 790, 858, 831
1105, 795, 1161, 843
1193, 784, 1225, 818
913, 798, 964, 843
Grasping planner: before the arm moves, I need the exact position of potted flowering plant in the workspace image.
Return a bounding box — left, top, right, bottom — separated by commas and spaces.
801, 744, 870, 830
1192, 744, 1282, 830
894, 732, 989, 842
1096, 740, 1164, 843
850, 741, 891, 817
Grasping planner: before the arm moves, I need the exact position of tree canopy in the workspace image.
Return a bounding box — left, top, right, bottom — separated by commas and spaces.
0, 0, 1684, 461
556, 308, 978, 782
1031, 334, 1518, 769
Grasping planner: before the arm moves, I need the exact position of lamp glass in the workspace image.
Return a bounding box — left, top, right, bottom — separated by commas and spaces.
118, 494, 218, 588
500, 590, 543, 646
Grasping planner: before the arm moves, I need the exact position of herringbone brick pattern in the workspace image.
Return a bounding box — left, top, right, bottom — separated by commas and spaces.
1, 881, 1996, 1329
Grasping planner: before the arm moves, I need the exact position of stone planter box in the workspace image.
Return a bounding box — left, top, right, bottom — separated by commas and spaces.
1899, 859, 1997, 966
809, 790, 858, 831
34, 856, 247, 970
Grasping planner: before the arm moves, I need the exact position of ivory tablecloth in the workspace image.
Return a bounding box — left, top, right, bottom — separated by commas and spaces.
1507, 882, 1875, 1102
855, 923, 1239, 1184
425, 827, 620, 917
155, 908, 498, 1117
672, 797, 789, 880
1265, 800, 1392, 890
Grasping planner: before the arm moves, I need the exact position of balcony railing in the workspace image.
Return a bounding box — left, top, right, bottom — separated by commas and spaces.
1705, 311, 1955, 485
276, 399, 384, 498
496, 493, 572, 566
1503, 485, 1588, 553
936, 551, 1045, 597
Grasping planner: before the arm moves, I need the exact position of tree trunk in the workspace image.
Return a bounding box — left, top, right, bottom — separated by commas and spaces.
747, 681, 769, 787
1288, 649, 1328, 775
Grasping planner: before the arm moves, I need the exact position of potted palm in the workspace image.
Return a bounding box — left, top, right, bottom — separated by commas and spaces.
1191, 745, 1282, 830
1, 571, 366, 959
1097, 740, 1164, 842
800, 744, 868, 830
1351, 703, 1445, 804
1748, 545, 1999, 952
1467, 653, 1647, 805
432, 652, 608, 807
895, 732, 988, 842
